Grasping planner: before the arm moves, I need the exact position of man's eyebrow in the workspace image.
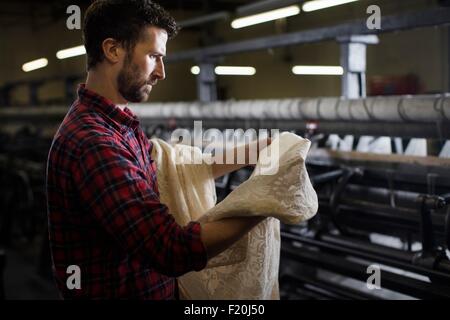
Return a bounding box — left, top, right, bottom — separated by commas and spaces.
149, 51, 166, 57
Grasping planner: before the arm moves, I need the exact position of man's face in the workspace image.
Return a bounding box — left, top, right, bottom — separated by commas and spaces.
117, 26, 168, 103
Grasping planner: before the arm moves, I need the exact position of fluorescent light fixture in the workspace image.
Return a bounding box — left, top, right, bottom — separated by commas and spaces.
292, 65, 344, 75
191, 66, 200, 75
22, 58, 48, 72
302, 0, 359, 12
215, 66, 256, 76
191, 66, 256, 76
56, 45, 86, 59
231, 5, 300, 29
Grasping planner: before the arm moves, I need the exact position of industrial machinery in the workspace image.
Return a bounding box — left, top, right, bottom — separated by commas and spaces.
129, 94, 450, 299
1, 94, 450, 299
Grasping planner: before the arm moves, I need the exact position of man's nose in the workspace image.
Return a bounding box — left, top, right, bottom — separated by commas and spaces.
154, 60, 165, 80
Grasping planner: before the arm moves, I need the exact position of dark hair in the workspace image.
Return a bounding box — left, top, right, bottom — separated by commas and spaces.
83, 0, 178, 70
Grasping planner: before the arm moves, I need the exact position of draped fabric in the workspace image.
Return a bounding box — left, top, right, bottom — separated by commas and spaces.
150, 132, 318, 299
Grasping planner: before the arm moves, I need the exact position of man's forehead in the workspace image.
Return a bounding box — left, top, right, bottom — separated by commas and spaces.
140, 26, 168, 43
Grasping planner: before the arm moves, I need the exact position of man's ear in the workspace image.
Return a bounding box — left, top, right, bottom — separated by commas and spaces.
101, 38, 125, 65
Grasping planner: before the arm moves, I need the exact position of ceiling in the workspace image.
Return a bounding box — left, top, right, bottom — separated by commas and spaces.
0, 0, 251, 28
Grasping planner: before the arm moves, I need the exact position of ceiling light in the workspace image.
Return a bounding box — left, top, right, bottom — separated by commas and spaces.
302, 0, 359, 12
292, 65, 344, 75
22, 58, 48, 72
56, 45, 86, 59
215, 66, 256, 76
231, 5, 300, 29
191, 66, 256, 76
191, 66, 201, 75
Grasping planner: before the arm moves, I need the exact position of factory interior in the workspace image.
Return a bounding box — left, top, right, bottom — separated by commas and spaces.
1, 0, 450, 300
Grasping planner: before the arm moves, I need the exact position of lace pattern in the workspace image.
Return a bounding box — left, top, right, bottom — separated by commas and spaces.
151, 132, 318, 299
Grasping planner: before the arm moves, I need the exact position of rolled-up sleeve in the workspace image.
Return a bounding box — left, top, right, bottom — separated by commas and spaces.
72, 136, 207, 277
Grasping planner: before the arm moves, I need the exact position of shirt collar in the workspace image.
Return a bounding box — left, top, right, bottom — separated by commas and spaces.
77, 84, 140, 132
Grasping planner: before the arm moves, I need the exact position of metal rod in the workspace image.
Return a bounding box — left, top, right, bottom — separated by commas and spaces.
310, 169, 344, 186
281, 231, 450, 282
178, 11, 229, 28
236, 0, 300, 16
282, 273, 381, 300
281, 239, 450, 298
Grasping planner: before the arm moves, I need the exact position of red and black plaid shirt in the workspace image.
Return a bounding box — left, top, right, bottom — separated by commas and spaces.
46, 84, 207, 299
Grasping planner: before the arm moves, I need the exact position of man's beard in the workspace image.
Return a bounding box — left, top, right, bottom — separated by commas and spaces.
117, 56, 153, 103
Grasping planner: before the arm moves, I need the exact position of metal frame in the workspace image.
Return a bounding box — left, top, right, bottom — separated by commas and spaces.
196, 61, 218, 102
281, 238, 450, 299
167, 7, 450, 62
235, 0, 300, 16
166, 7, 450, 100
338, 35, 379, 98
178, 11, 229, 28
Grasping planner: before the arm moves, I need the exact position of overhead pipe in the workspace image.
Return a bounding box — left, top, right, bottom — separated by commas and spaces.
2, 94, 450, 123
178, 12, 229, 28
129, 94, 450, 123
235, 0, 301, 16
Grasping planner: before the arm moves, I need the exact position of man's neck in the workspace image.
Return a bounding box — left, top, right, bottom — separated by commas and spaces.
85, 69, 128, 108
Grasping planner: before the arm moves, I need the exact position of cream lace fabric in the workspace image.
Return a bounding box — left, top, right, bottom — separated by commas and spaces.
150, 132, 318, 300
